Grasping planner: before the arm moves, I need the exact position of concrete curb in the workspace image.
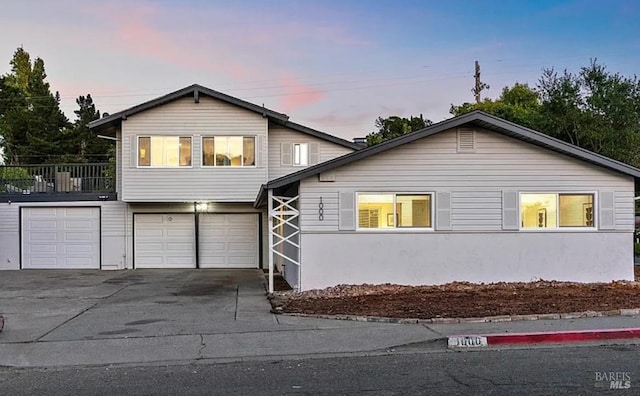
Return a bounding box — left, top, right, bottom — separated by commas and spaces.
448, 328, 640, 348
278, 308, 640, 324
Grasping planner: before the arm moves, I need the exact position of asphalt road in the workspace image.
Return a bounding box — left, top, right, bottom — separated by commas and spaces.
1, 344, 639, 395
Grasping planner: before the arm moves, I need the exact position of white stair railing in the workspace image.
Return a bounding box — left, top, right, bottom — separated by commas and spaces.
268, 191, 300, 292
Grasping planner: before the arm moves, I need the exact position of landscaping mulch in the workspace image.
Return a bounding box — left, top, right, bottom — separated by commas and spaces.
271, 279, 640, 319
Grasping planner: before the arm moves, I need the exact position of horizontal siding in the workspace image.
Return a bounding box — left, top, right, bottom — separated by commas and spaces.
116, 129, 122, 194
101, 201, 127, 237
121, 96, 267, 202
300, 128, 635, 232
615, 190, 635, 231
299, 191, 338, 230
0, 203, 19, 269
268, 125, 353, 180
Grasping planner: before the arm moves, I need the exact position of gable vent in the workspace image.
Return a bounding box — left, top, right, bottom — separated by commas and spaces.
457, 129, 476, 153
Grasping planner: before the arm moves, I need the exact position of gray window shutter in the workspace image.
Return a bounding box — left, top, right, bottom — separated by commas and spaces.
256, 135, 266, 168
339, 191, 355, 230
436, 192, 452, 230
129, 135, 137, 168
281, 142, 292, 166
502, 191, 519, 230
599, 191, 615, 230
309, 142, 320, 165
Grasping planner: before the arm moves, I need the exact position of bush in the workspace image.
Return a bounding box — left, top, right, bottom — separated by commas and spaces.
635, 243, 640, 257
0, 167, 32, 192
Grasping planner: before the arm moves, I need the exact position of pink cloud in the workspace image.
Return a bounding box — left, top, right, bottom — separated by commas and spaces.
277, 75, 325, 113
74, 2, 251, 79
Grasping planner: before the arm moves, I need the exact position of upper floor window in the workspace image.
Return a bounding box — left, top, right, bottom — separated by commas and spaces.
357, 193, 432, 229
520, 193, 595, 229
138, 136, 191, 167
202, 136, 255, 167
293, 143, 308, 166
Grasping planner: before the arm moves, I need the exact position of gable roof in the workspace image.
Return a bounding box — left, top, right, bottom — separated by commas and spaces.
89, 84, 287, 133
257, 110, 640, 205
87, 84, 361, 150
275, 120, 362, 150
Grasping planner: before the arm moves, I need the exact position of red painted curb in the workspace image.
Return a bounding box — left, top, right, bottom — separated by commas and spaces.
483, 328, 640, 345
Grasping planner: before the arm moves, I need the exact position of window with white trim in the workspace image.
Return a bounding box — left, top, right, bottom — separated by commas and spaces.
202, 136, 255, 167
138, 136, 191, 167
520, 193, 595, 229
293, 143, 308, 166
357, 193, 432, 229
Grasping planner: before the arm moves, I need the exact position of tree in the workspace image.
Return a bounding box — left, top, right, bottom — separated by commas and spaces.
366, 114, 432, 146
449, 60, 640, 167
0, 75, 30, 164
537, 61, 640, 167
63, 94, 112, 163
450, 83, 542, 130
0, 47, 69, 164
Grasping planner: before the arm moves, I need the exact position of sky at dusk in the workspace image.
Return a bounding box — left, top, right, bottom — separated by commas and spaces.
1, 0, 639, 140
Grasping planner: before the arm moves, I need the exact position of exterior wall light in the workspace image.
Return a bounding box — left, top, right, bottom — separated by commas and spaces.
195, 202, 208, 212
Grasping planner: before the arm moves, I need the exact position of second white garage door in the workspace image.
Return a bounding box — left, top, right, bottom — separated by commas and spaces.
199, 214, 258, 268
134, 214, 196, 268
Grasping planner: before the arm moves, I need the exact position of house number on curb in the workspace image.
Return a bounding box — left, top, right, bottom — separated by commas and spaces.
318, 197, 324, 221
447, 336, 488, 348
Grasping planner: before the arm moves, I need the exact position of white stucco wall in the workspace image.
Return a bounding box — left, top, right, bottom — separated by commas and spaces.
300, 231, 633, 290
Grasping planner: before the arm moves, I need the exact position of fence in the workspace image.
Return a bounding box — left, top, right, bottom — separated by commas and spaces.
0, 163, 114, 194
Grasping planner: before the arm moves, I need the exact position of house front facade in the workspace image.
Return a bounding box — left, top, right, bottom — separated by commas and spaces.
259, 112, 640, 291
0, 85, 359, 277
0, 85, 638, 292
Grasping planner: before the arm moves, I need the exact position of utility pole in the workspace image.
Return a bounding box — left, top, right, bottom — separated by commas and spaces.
472, 60, 489, 104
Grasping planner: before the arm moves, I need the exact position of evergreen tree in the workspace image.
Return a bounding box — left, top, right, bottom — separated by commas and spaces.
64, 94, 112, 162
0, 47, 69, 164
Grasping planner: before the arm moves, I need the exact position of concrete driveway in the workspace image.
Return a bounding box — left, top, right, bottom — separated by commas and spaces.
0, 269, 439, 367
0, 269, 276, 344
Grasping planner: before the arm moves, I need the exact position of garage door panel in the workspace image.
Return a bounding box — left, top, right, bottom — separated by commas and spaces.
64, 207, 94, 216
29, 258, 57, 267
29, 244, 56, 253
137, 215, 163, 224
167, 229, 192, 238
136, 256, 164, 266
29, 231, 57, 241
64, 244, 94, 254
166, 256, 194, 266
30, 220, 57, 230
199, 214, 258, 269
166, 242, 194, 251
229, 241, 254, 250
22, 207, 100, 269
134, 214, 196, 268
228, 229, 250, 237
64, 232, 95, 242
65, 220, 94, 229
229, 256, 255, 266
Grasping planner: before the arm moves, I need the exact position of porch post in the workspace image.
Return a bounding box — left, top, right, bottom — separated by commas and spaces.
267, 188, 274, 293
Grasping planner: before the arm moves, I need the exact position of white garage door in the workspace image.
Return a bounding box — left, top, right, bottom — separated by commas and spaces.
199, 214, 258, 268
134, 214, 195, 268
22, 207, 100, 269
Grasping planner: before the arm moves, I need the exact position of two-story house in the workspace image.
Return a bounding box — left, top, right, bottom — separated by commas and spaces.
0, 84, 360, 286
1, 84, 639, 292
